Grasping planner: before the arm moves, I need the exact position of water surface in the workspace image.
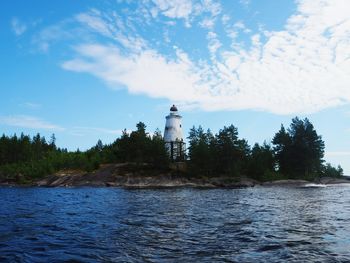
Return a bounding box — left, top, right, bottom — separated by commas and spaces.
0, 185, 350, 262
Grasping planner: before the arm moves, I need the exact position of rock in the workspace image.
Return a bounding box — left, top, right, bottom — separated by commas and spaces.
317, 177, 350, 184
262, 179, 310, 186
29, 163, 347, 189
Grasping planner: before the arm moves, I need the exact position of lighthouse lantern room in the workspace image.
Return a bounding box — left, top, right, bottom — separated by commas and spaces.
164, 105, 186, 161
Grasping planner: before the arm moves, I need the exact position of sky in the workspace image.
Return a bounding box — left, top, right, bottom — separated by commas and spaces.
0, 0, 349, 174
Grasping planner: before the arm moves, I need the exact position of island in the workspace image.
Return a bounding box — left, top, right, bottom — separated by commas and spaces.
0, 117, 346, 188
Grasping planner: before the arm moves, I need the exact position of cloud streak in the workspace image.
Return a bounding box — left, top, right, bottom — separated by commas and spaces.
72, 126, 128, 135
325, 151, 350, 157
21, 102, 42, 109
11, 17, 27, 36
57, 0, 350, 114
0, 115, 127, 136
0, 115, 64, 131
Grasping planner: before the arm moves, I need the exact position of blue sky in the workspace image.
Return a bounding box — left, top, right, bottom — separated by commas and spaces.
1, 0, 350, 174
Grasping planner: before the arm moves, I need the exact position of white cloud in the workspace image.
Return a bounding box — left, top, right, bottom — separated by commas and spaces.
32, 20, 73, 53
197, 0, 221, 28
0, 115, 64, 131
233, 21, 245, 29
199, 17, 215, 29
0, 115, 125, 135
200, 0, 221, 17
152, 0, 193, 25
72, 126, 127, 135
151, 0, 221, 27
61, 0, 350, 115
325, 151, 350, 157
20, 102, 42, 109
62, 44, 203, 102
206, 31, 221, 56
11, 17, 27, 36
239, 0, 250, 8
232, 20, 251, 33
75, 10, 147, 52
221, 14, 230, 25
76, 11, 112, 37
32, 9, 145, 53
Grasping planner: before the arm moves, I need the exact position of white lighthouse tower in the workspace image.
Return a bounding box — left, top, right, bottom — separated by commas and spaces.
164, 105, 185, 161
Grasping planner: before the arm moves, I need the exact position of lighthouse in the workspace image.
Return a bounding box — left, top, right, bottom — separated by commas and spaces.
164, 105, 186, 161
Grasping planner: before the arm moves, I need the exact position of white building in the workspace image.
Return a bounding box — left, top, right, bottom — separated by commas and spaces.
164, 105, 186, 161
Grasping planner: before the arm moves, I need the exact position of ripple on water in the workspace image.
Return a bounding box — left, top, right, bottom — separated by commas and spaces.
0, 186, 350, 262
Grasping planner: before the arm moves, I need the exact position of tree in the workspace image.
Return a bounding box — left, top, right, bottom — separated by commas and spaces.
272, 125, 292, 176
187, 126, 212, 176
115, 129, 131, 162
248, 142, 275, 181
187, 125, 249, 177
110, 122, 169, 166
49, 134, 56, 150
95, 139, 103, 152
273, 117, 325, 179
129, 122, 149, 164
215, 125, 248, 176
322, 163, 344, 178
149, 128, 169, 168
0, 119, 340, 184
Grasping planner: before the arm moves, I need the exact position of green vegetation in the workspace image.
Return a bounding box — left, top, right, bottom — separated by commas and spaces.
187, 117, 343, 181
187, 125, 249, 177
0, 122, 169, 183
272, 117, 325, 180
0, 118, 344, 184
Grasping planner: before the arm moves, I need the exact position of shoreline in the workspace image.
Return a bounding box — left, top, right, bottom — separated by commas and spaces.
1, 180, 350, 188
0, 163, 349, 189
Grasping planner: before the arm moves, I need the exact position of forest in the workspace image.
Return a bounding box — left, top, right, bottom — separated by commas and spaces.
0, 117, 344, 184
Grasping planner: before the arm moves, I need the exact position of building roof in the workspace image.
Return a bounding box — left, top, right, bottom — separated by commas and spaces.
170, 104, 178, 111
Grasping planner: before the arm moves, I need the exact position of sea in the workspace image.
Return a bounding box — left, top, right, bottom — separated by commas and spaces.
0, 185, 350, 262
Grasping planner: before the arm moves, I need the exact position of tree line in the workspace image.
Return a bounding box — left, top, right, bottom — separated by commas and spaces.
0, 122, 169, 183
0, 117, 344, 183
187, 117, 343, 180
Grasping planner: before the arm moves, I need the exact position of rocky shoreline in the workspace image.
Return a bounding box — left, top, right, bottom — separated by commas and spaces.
32, 163, 258, 188
0, 163, 349, 188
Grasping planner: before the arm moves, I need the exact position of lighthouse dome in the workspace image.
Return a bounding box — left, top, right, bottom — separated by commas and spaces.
170, 105, 178, 112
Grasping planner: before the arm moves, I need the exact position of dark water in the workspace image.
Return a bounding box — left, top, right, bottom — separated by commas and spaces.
1, 185, 350, 262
